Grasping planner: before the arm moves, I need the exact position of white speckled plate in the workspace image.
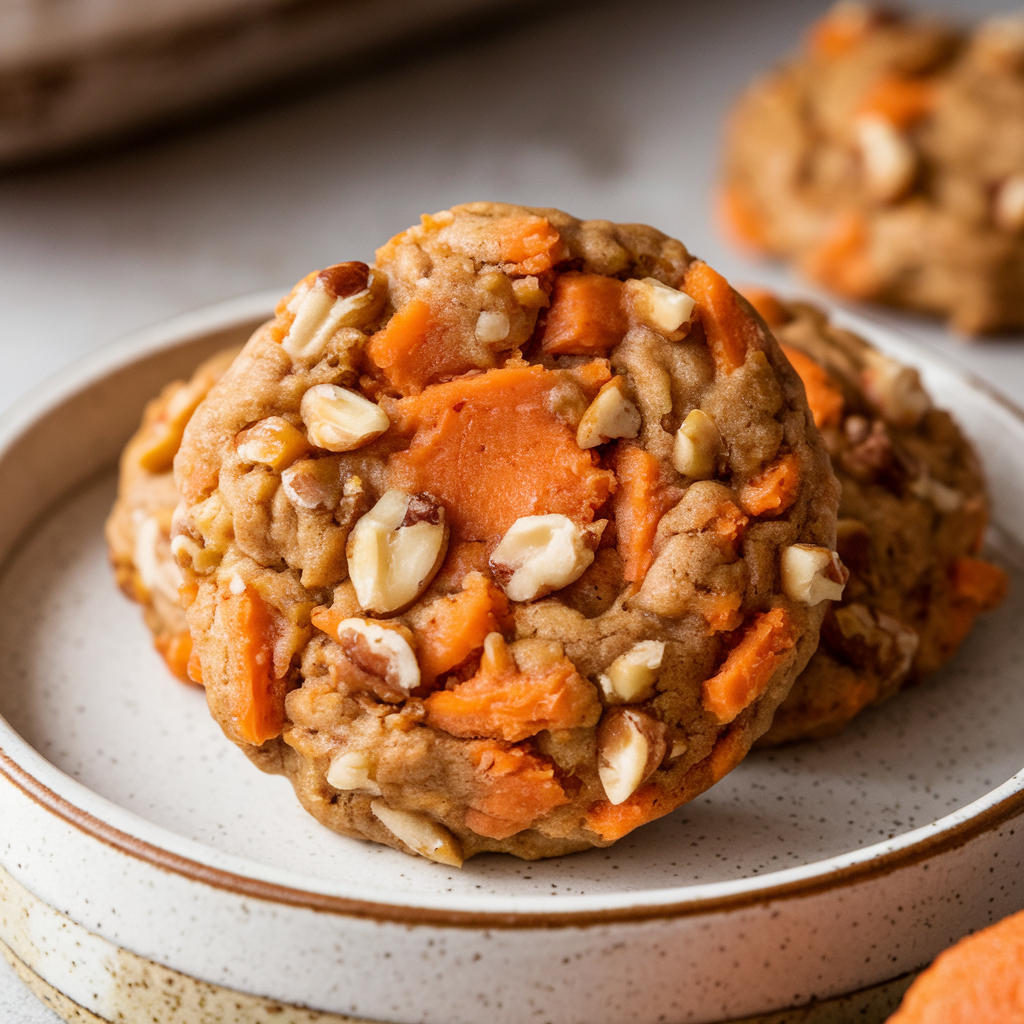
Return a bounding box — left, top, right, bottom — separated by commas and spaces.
1, 293, 1023, 1024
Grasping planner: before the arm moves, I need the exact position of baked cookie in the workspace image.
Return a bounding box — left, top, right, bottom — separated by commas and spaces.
171, 202, 840, 863
741, 288, 1008, 745
106, 348, 239, 682
722, 5, 1024, 334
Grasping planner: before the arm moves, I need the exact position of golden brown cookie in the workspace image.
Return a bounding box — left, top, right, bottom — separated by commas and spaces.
170, 202, 840, 863
741, 288, 1007, 745
722, 5, 1024, 335
106, 348, 239, 682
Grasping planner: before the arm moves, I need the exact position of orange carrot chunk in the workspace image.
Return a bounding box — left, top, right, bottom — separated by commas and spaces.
737, 286, 792, 329
613, 445, 674, 584
415, 573, 512, 685
683, 261, 759, 375
155, 630, 196, 685
496, 216, 563, 274
779, 343, 845, 429
702, 607, 796, 724
806, 5, 877, 59
464, 740, 570, 840
859, 73, 937, 130
539, 273, 627, 356
424, 634, 600, 742
739, 453, 801, 517
951, 556, 1009, 611
802, 211, 876, 299
719, 187, 773, 253
224, 588, 286, 745
387, 365, 615, 542
365, 297, 437, 395
585, 785, 669, 842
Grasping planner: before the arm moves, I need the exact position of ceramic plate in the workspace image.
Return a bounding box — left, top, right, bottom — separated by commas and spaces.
0, 293, 1022, 1024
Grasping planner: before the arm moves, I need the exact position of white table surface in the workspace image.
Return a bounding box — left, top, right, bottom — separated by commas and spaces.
1, 0, 1019, 1019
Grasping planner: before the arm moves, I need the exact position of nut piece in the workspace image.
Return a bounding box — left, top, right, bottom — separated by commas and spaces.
781, 544, 847, 605
300, 384, 390, 453
856, 114, 916, 202
235, 416, 311, 470
347, 490, 449, 614
370, 801, 463, 867
859, 352, 931, 427
597, 708, 667, 806
576, 377, 642, 449
326, 750, 381, 795
995, 174, 1024, 234
598, 640, 665, 704
281, 458, 343, 511
282, 263, 382, 362
909, 471, 963, 513
625, 277, 696, 335
334, 618, 421, 693
475, 310, 510, 344
490, 515, 604, 603
133, 514, 183, 604
672, 409, 721, 478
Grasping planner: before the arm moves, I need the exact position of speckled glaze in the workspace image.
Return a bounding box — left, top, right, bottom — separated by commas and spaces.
0, 294, 1022, 1024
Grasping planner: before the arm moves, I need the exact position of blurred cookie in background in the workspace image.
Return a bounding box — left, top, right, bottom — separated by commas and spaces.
723, 5, 1024, 335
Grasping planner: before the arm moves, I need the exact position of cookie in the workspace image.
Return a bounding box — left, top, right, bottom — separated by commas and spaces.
740, 288, 1008, 745
106, 348, 239, 682
170, 202, 840, 863
722, 5, 1024, 335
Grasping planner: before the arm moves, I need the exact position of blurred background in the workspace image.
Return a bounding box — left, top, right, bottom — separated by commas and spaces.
0, 0, 1017, 1014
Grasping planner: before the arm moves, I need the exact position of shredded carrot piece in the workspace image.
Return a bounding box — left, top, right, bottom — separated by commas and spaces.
496, 216, 563, 274
464, 740, 569, 840
719, 187, 773, 253
707, 727, 749, 783
779, 343, 845, 429
859, 74, 937, 129
224, 588, 285, 745
539, 273, 627, 356
702, 607, 796, 724
155, 631, 196, 685
807, 6, 875, 58
585, 785, 669, 842
415, 573, 512, 685
310, 605, 342, 638
702, 592, 745, 634
387, 365, 615, 542
365, 297, 447, 395
187, 644, 204, 686
424, 634, 600, 742
802, 211, 876, 299
613, 446, 674, 584
737, 286, 792, 329
739, 453, 801, 517
951, 557, 1008, 611
683, 261, 759, 375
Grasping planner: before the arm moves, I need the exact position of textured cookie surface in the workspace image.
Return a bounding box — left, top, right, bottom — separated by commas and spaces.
722, 5, 1024, 334
106, 348, 239, 681
172, 202, 840, 863
741, 289, 1007, 745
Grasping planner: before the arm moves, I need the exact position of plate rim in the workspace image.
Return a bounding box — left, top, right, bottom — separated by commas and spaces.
2, 290, 1023, 928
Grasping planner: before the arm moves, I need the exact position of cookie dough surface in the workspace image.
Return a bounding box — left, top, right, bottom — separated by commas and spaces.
172, 202, 840, 863
741, 289, 1007, 745
106, 348, 239, 682
722, 5, 1024, 334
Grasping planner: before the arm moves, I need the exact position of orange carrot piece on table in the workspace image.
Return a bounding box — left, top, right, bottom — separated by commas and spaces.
683, 261, 760, 375
702, 607, 796, 724
539, 273, 627, 356
779, 343, 845, 429
464, 740, 570, 840
387, 365, 614, 542
224, 588, 286, 745
859, 74, 936, 129
739, 453, 801, 517
424, 634, 600, 742
415, 573, 512, 685
613, 445, 675, 584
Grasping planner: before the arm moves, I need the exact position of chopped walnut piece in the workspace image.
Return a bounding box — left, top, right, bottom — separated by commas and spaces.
597, 708, 667, 805
370, 801, 463, 867
576, 377, 641, 449
781, 544, 847, 605
598, 641, 665, 703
